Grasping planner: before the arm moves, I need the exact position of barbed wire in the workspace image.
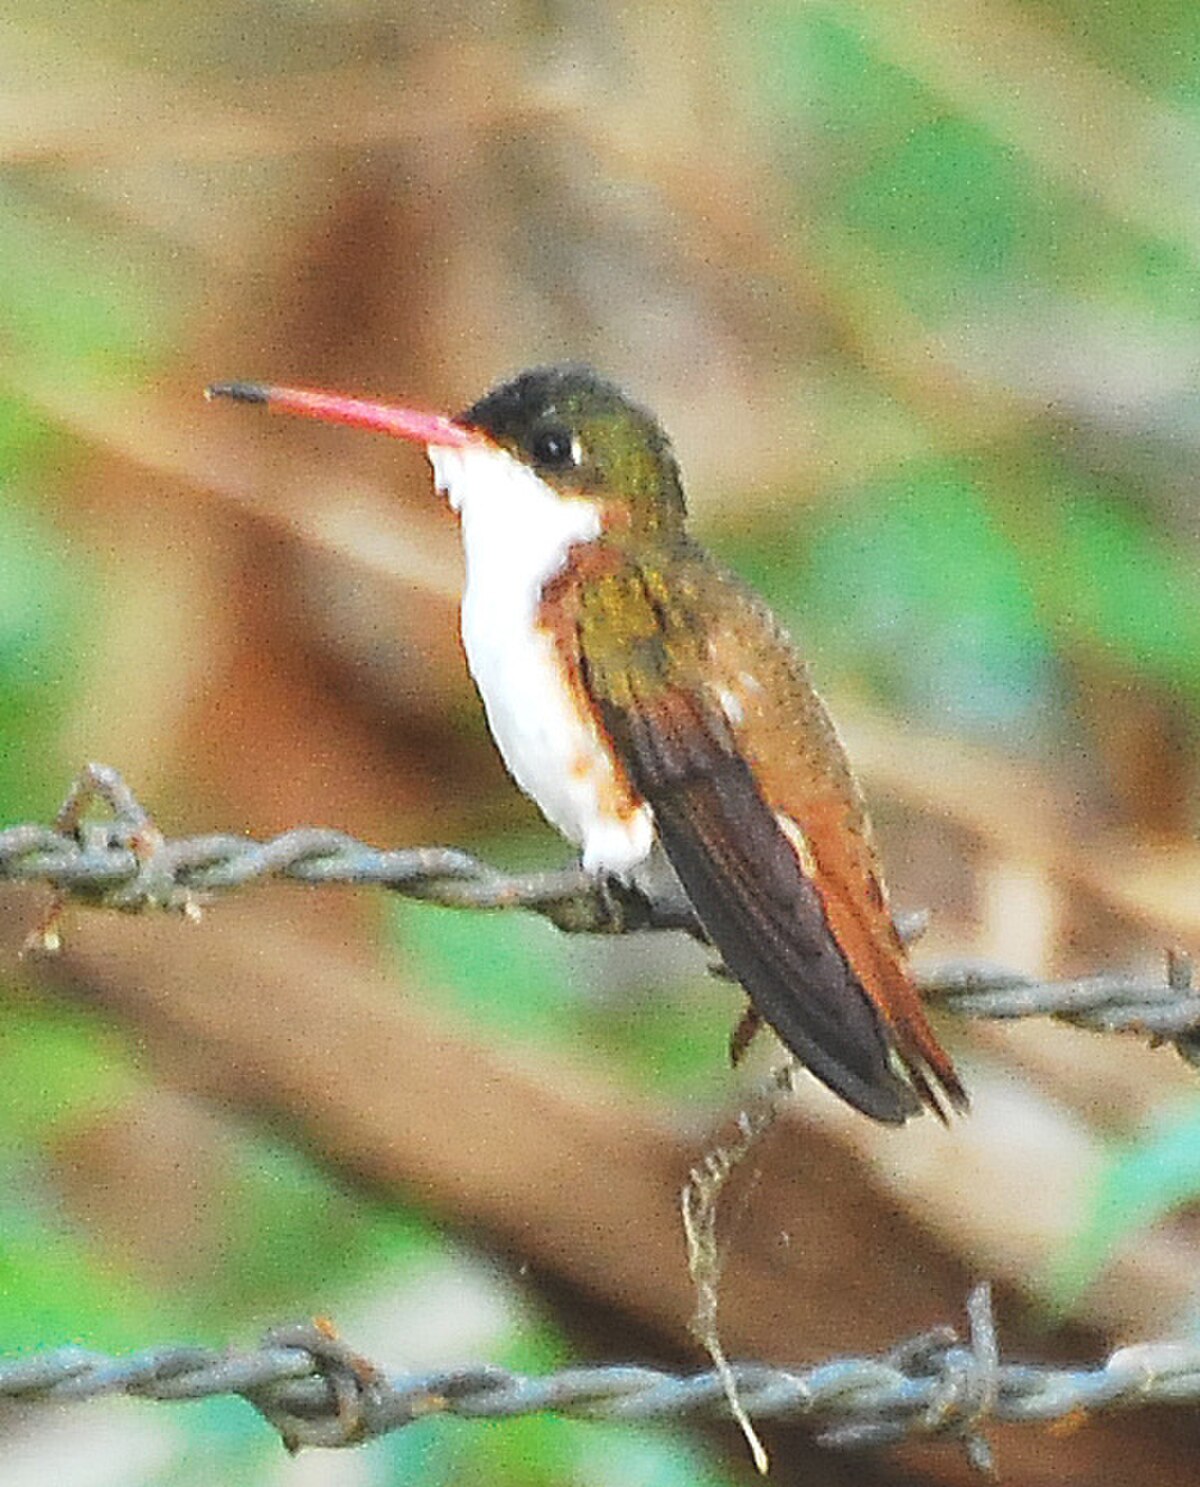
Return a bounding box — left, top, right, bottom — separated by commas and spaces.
2, 764, 701, 940
3, 764, 1199, 1062
5, 771, 1200, 1468
3, 1286, 1200, 1470
921, 954, 1200, 1066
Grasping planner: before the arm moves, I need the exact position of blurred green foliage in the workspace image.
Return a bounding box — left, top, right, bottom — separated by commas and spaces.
738, 3, 1200, 747
1051, 1105, 1200, 1312
724, 462, 1056, 733
0, 408, 83, 815
389, 840, 738, 1101
0, 183, 180, 380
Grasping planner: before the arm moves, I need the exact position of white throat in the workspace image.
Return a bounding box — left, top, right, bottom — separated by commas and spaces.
429, 441, 602, 578
426, 441, 654, 876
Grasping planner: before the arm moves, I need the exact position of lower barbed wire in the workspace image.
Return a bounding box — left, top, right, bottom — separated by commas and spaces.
1, 1288, 1199, 1466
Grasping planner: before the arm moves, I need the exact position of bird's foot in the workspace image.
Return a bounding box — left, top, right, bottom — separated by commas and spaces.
728, 1006, 763, 1066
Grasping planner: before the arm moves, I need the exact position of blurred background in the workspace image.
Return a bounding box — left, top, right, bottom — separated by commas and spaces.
2, 2, 1200, 1483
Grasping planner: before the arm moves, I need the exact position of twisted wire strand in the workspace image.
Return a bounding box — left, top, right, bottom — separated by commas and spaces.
1, 765, 699, 938
1, 1287, 1197, 1465
4, 765, 1198, 1059
4, 772, 1199, 1467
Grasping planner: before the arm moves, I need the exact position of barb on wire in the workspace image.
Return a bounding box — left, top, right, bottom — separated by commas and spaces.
4, 765, 1200, 1063
3, 1286, 1200, 1468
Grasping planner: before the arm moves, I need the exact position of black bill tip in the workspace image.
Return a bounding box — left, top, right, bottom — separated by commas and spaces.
204, 381, 271, 404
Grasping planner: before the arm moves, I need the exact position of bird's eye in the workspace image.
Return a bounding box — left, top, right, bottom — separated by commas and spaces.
531, 425, 581, 469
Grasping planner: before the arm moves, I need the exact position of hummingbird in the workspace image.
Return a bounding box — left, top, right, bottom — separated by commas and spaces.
207, 365, 966, 1124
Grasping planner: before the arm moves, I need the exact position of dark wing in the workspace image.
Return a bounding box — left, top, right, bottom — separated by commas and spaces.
699, 565, 967, 1120
571, 552, 926, 1123
621, 690, 922, 1121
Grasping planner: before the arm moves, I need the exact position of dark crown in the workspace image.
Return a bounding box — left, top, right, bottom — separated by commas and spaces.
460, 365, 687, 534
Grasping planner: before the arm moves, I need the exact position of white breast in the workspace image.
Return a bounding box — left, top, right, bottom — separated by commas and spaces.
428, 442, 654, 877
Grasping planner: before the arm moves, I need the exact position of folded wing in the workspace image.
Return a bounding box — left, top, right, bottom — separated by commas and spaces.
565, 547, 965, 1123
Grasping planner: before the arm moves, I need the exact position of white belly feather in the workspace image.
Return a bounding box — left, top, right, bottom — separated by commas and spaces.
428, 443, 654, 876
